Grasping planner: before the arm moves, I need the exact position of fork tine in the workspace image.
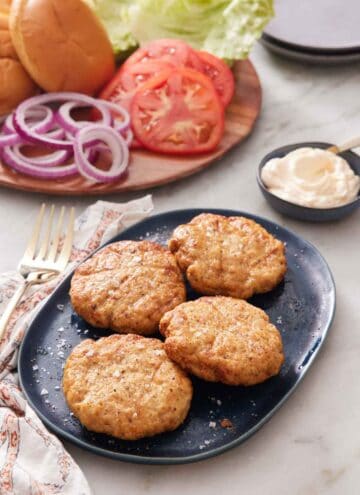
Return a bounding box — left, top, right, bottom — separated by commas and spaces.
36, 204, 55, 261
47, 206, 65, 263
23, 203, 46, 261
57, 207, 75, 269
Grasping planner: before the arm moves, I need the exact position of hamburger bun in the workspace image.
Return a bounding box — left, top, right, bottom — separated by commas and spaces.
0, 26, 15, 57
0, 58, 37, 115
0, 15, 8, 31
0, 6, 37, 116
0, 0, 11, 14
9, 0, 115, 95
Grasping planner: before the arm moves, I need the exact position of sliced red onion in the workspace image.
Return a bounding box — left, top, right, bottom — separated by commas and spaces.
88, 130, 133, 152
10, 145, 71, 168
2, 93, 131, 183
0, 130, 21, 147
11, 105, 54, 132
121, 128, 133, 147
13, 93, 113, 150
1, 147, 78, 178
74, 124, 129, 183
100, 100, 130, 133
1, 105, 55, 147
56, 101, 113, 135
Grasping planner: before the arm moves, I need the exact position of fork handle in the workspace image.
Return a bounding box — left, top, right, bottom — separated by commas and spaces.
0, 271, 58, 343
0, 281, 28, 342
330, 136, 360, 154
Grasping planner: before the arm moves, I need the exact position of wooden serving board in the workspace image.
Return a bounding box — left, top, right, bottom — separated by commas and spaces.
0, 60, 261, 196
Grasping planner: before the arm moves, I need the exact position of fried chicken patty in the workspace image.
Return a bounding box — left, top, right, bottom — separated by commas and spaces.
63, 334, 193, 440
168, 213, 286, 299
160, 296, 284, 386
70, 240, 186, 335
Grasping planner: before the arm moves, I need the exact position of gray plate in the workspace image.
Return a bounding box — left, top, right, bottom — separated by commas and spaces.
264, 0, 360, 53
260, 36, 360, 65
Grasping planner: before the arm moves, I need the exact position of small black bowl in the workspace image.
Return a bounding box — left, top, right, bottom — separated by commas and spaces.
257, 142, 360, 222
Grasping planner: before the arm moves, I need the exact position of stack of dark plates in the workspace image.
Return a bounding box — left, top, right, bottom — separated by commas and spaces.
261, 0, 360, 64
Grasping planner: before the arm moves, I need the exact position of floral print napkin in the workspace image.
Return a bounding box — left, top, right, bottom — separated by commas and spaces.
0, 195, 153, 494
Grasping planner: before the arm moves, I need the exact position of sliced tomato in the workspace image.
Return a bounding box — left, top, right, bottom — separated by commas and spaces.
131, 67, 224, 155
196, 51, 235, 107
99, 59, 172, 113
124, 39, 204, 72
99, 60, 172, 150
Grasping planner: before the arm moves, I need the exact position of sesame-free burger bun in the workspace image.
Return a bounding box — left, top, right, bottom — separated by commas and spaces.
0, 0, 11, 15
0, 7, 37, 116
0, 10, 8, 22
9, 0, 115, 95
0, 57, 37, 115
0, 25, 15, 57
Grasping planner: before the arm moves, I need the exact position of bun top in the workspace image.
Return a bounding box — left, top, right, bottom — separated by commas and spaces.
9, 0, 115, 95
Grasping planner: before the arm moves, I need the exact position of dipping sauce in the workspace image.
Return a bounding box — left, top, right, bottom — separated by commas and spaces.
261, 147, 360, 209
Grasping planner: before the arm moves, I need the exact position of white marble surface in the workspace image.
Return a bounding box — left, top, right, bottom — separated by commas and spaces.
1, 44, 360, 494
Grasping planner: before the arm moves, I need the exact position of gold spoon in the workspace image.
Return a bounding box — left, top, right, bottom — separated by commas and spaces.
327, 136, 360, 154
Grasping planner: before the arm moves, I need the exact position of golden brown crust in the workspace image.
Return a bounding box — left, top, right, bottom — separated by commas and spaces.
0, 5, 37, 116
63, 334, 193, 440
0, 28, 16, 58
0, 58, 37, 116
160, 296, 284, 386
70, 240, 186, 335
9, 0, 115, 94
169, 213, 287, 299
0, 1, 11, 16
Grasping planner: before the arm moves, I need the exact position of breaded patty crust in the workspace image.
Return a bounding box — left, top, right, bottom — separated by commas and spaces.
63, 334, 193, 440
70, 240, 186, 335
160, 296, 284, 386
168, 213, 286, 299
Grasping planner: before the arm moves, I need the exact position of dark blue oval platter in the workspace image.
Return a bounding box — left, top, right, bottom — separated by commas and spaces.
18, 209, 336, 464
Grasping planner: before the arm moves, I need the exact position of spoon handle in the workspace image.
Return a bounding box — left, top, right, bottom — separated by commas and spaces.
328, 136, 360, 154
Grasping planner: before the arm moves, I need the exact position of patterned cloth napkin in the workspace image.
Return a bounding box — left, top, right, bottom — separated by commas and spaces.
0, 195, 153, 495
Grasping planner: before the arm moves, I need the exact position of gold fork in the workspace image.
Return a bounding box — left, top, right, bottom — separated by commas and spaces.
0, 204, 75, 340
327, 136, 360, 154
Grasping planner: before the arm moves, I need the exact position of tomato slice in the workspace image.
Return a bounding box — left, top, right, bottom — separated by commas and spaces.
124, 39, 204, 72
196, 51, 235, 107
99, 60, 173, 150
131, 68, 224, 155
99, 60, 172, 112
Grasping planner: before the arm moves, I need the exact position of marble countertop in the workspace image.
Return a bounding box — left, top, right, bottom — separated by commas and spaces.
1, 44, 359, 495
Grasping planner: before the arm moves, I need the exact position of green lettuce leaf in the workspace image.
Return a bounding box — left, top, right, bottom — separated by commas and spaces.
90, 0, 274, 60
86, 0, 138, 56
129, 0, 274, 60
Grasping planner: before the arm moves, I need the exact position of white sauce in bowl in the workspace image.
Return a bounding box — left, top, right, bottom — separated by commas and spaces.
261, 147, 360, 208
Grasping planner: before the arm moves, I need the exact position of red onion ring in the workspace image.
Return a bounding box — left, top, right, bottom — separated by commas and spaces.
1, 105, 55, 147
74, 124, 129, 183
2, 93, 131, 183
121, 128, 133, 147
13, 93, 112, 150
100, 101, 130, 133
56, 101, 112, 135
1, 147, 78, 178
0, 130, 21, 147
10, 145, 71, 168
